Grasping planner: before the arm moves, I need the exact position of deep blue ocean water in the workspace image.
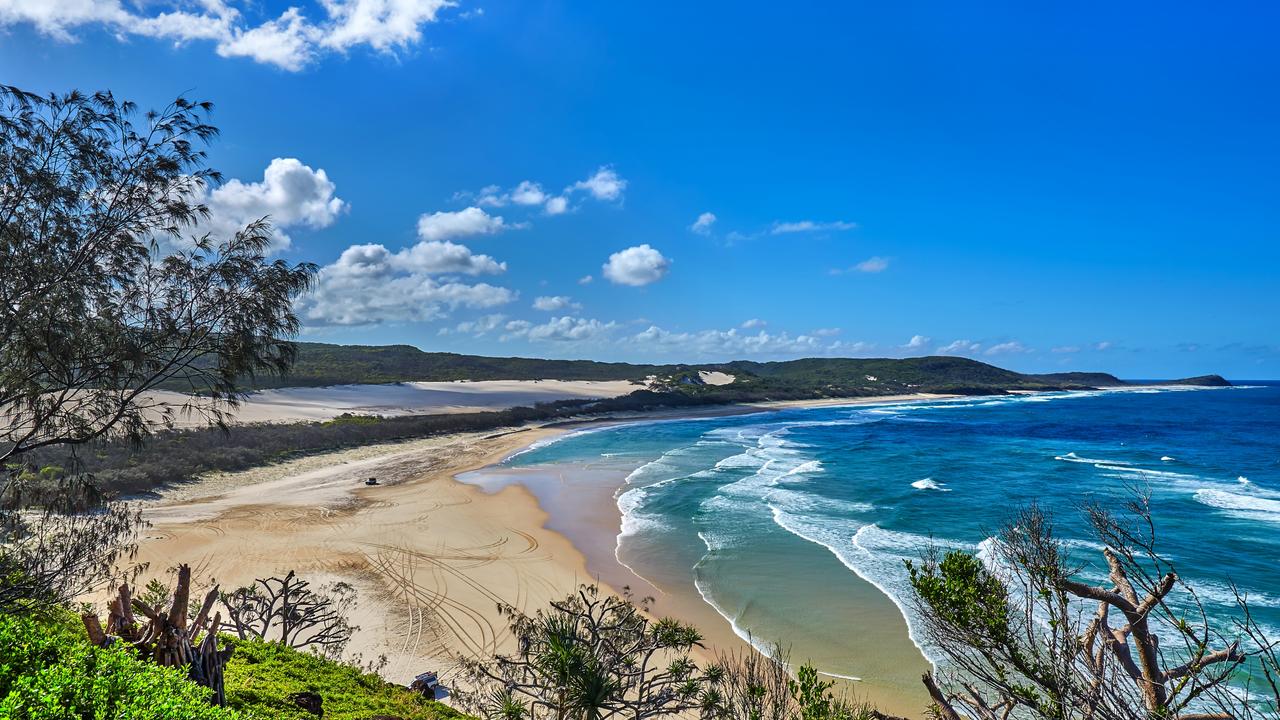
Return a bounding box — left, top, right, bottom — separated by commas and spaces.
502, 384, 1280, 677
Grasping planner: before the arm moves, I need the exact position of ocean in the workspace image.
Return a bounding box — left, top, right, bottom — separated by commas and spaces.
468, 383, 1280, 702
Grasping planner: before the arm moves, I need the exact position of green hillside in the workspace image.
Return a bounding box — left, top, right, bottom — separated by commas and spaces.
183, 342, 679, 388
159, 341, 1224, 396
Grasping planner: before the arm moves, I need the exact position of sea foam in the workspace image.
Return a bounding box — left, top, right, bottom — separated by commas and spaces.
911, 477, 949, 491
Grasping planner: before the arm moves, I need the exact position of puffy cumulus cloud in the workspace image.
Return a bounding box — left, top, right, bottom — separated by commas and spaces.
201, 158, 347, 250
937, 339, 982, 355
544, 196, 569, 215
532, 295, 582, 312
300, 239, 513, 326
416, 207, 514, 241
319, 0, 454, 53
503, 316, 618, 343
509, 181, 548, 206
770, 219, 857, 234
690, 212, 717, 235
466, 168, 627, 216
602, 244, 671, 286
396, 240, 506, 275
570, 166, 626, 202
985, 341, 1032, 356
0, 0, 458, 71
902, 335, 931, 350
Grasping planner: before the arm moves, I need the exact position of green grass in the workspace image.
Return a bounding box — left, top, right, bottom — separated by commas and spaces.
0, 609, 237, 719
224, 638, 469, 720
0, 609, 473, 720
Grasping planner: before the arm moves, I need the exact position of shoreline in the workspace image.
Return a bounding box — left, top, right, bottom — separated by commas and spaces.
461, 394, 946, 715
114, 393, 948, 717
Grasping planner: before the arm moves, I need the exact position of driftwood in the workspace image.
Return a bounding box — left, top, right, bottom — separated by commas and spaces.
82, 564, 232, 705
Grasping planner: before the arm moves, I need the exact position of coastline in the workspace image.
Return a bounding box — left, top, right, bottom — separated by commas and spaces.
115, 393, 947, 717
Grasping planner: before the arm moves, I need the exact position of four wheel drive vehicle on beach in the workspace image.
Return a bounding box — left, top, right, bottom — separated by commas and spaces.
409, 671, 440, 696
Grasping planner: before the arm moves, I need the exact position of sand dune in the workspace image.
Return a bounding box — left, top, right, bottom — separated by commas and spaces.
141, 379, 641, 426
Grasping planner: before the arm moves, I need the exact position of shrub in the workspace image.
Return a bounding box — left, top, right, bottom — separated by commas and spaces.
0, 610, 238, 719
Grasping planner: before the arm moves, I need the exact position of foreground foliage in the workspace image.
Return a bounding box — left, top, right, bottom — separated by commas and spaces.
457, 585, 715, 720
0, 609, 237, 719
908, 496, 1279, 720
457, 586, 876, 720
0, 608, 471, 720
224, 638, 468, 720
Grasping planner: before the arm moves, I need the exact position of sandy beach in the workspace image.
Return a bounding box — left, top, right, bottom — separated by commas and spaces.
137, 379, 643, 427
117, 394, 945, 717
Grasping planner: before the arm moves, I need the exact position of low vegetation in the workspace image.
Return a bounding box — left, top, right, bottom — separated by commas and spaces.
907, 493, 1280, 720
0, 609, 236, 719
454, 585, 876, 720
223, 639, 468, 720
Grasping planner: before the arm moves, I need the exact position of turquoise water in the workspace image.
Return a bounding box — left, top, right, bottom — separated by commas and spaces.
499, 384, 1280, 678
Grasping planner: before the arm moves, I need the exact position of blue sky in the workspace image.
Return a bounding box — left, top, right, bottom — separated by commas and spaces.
3, 2, 1278, 378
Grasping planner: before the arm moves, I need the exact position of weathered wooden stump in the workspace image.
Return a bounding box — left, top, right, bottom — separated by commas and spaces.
82, 564, 232, 705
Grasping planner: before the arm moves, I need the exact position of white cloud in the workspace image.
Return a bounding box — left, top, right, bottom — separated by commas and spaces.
0, 0, 458, 71
320, 0, 454, 53
1051, 345, 1081, 354
451, 314, 508, 336
569, 166, 626, 201
813, 327, 842, 337
200, 157, 347, 251
544, 196, 569, 215
1094, 341, 1112, 351
416, 207, 513, 241
902, 335, 931, 350
532, 295, 582, 312
396, 240, 506, 275
577, 274, 594, 285
937, 339, 982, 355
509, 181, 548, 206
503, 316, 618, 343
985, 341, 1032, 356
300, 236, 513, 326
740, 318, 767, 329
830, 256, 890, 275
215, 7, 315, 70
460, 169, 625, 217
855, 256, 889, 273
771, 220, 857, 234
602, 244, 670, 286
691, 212, 717, 235
628, 325, 837, 359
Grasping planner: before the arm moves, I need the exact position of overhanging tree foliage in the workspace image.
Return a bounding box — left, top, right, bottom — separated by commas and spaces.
907, 496, 1278, 720
0, 84, 316, 610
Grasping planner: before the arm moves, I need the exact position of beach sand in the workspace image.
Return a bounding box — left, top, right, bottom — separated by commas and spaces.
137, 379, 642, 427
115, 394, 942, 717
